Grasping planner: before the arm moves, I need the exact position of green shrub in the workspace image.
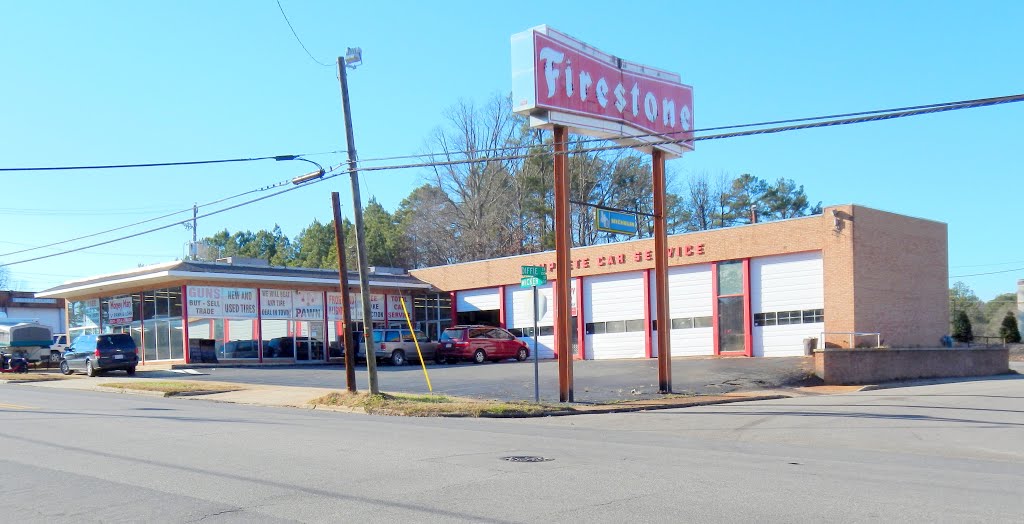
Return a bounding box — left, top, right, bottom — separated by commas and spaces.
999, 311, 1021, 344
952, 310, 974, 343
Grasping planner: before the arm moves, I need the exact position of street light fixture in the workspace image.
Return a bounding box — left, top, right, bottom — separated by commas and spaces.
274, 155, 325, 185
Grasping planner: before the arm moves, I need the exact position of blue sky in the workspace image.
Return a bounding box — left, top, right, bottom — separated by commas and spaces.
1, 1, 1021, 301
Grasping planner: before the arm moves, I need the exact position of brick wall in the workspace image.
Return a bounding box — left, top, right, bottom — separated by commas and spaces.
850, 206, 948, 347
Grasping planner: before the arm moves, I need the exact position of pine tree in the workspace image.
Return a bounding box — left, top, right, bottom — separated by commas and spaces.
951, 310, 974, 343
999, 311, 1021, 344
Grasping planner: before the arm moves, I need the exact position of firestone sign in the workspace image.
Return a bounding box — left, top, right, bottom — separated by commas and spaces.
511, 26, 694, 156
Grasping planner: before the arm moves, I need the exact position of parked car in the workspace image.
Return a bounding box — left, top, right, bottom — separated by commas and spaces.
60, 333, 139, 377
50, 333, 69, 362
222, 339, 261, 359
264, 336, 324, 360
436, 325, 529, 364
355, 328, 438, 366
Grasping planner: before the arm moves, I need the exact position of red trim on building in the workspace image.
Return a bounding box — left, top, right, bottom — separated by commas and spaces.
181, 286, 190, 365
742, 258, 753, 357
575, 277, 585, 360
643, 270, 653, 359
449, 291, 458, 327
256, 288, 263, 363
711, 263, 720, 356
323, 291, 329, 362
498, 285, 507, 329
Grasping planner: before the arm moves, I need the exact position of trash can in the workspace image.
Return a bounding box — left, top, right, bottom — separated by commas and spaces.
802, 337, 818, 355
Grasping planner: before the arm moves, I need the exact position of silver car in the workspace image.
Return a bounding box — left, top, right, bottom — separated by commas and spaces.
356, 329, 439, 366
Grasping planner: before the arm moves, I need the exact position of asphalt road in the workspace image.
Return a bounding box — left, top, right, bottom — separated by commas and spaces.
143, 356, 816, 403
2, 374, 1022, 522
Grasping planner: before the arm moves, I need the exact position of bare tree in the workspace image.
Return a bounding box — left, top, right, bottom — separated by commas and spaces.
685, 172, 714, 231
421, 95, 526, 262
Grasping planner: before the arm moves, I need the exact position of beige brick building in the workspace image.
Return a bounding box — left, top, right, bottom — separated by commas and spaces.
411, 204, 949, 359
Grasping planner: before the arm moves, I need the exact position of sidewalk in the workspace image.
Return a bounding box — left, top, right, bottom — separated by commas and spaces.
3, 370, 869, 416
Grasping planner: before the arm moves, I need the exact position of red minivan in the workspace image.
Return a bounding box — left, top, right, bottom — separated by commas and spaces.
437, 325, 529, 364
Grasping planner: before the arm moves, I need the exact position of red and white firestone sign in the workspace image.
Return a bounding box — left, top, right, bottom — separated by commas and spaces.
511, 26, 694, 156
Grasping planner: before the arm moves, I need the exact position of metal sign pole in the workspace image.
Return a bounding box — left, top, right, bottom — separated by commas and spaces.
533, 285, 540, 403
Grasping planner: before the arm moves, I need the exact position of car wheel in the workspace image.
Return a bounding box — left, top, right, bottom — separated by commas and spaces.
434, 353, 445, 365
391, 350, 407, 366
516, 348, 529, 362
60, 360, 73, 375
473, 349, 486, 364
126, 366, 136, 376
85, 360, 97, 377
49, 350, 62, 364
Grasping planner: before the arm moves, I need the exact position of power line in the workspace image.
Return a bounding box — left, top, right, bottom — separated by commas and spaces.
0, 170, 300, 258
354, 93, 1024, 167
950, 267, 1024, 279
0, 163, 344, 268
275, 0, 332, 68
0, 153, 337, 173
3, 93, 1021, 268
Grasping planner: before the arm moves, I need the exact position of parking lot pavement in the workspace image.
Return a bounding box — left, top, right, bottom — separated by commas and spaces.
130, 356, 817, 404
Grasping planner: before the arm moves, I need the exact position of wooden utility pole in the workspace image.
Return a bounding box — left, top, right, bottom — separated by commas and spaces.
331, 192, 357, 392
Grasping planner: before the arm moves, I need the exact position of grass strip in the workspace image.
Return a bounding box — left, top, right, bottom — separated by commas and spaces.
98, 380, 245, 395
310, 391, 574, 417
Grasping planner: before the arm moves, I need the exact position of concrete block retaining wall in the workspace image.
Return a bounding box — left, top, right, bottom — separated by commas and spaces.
814, 347, 1010, 385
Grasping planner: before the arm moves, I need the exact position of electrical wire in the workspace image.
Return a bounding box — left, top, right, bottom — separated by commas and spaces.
0, 163, 344, 268
0, 169, 299, 258
353, 93, 1024, 167
2, 93, 1022, 268
0, 153, 339, 173
949, 267, 1024, 279
275, 0, 333, 68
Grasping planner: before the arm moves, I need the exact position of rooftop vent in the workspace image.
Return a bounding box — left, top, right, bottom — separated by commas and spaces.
215, 257, 270, 267
369, 266, 407, 276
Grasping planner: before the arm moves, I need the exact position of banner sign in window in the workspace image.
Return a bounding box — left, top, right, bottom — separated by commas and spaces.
260, 289, 294, 319
348, 293, 386, 321
293, 291, 324, 320
188, 286, 258, 319
222, 288, 258, 319
84, 299, 100, 328
107, 296, 134, 325
386, 294, 412, 320
327, 292, 345, 321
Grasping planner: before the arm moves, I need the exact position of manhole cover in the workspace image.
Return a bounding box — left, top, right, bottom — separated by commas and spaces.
501, 456, 553, 463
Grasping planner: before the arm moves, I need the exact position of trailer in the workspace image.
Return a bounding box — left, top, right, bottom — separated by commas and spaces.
0, 320, 54, 362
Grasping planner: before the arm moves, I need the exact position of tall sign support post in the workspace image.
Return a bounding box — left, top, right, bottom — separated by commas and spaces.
511, 26, 693, 399
552, 125, 573, 402
331, 192, 357, 392
652, 150, 671, 392
337, 51, 379, 395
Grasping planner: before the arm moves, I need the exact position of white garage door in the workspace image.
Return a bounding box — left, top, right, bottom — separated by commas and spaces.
456, 288, 501, 312
504, 284, 556, 359
650, 264, 714, 357
584, 271, 646, 360
751, 252, 824, 357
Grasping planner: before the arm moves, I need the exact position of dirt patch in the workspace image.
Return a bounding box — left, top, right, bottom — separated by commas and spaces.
310, 391, 573, 417
98, 380, 247, 396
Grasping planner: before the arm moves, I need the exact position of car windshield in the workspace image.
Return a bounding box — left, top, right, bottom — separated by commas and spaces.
439, 329, 464, 342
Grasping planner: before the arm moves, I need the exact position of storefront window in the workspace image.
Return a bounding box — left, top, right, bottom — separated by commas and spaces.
186, 286, 260, 361
68, 299, 101, 343
139, 287, 184, 361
